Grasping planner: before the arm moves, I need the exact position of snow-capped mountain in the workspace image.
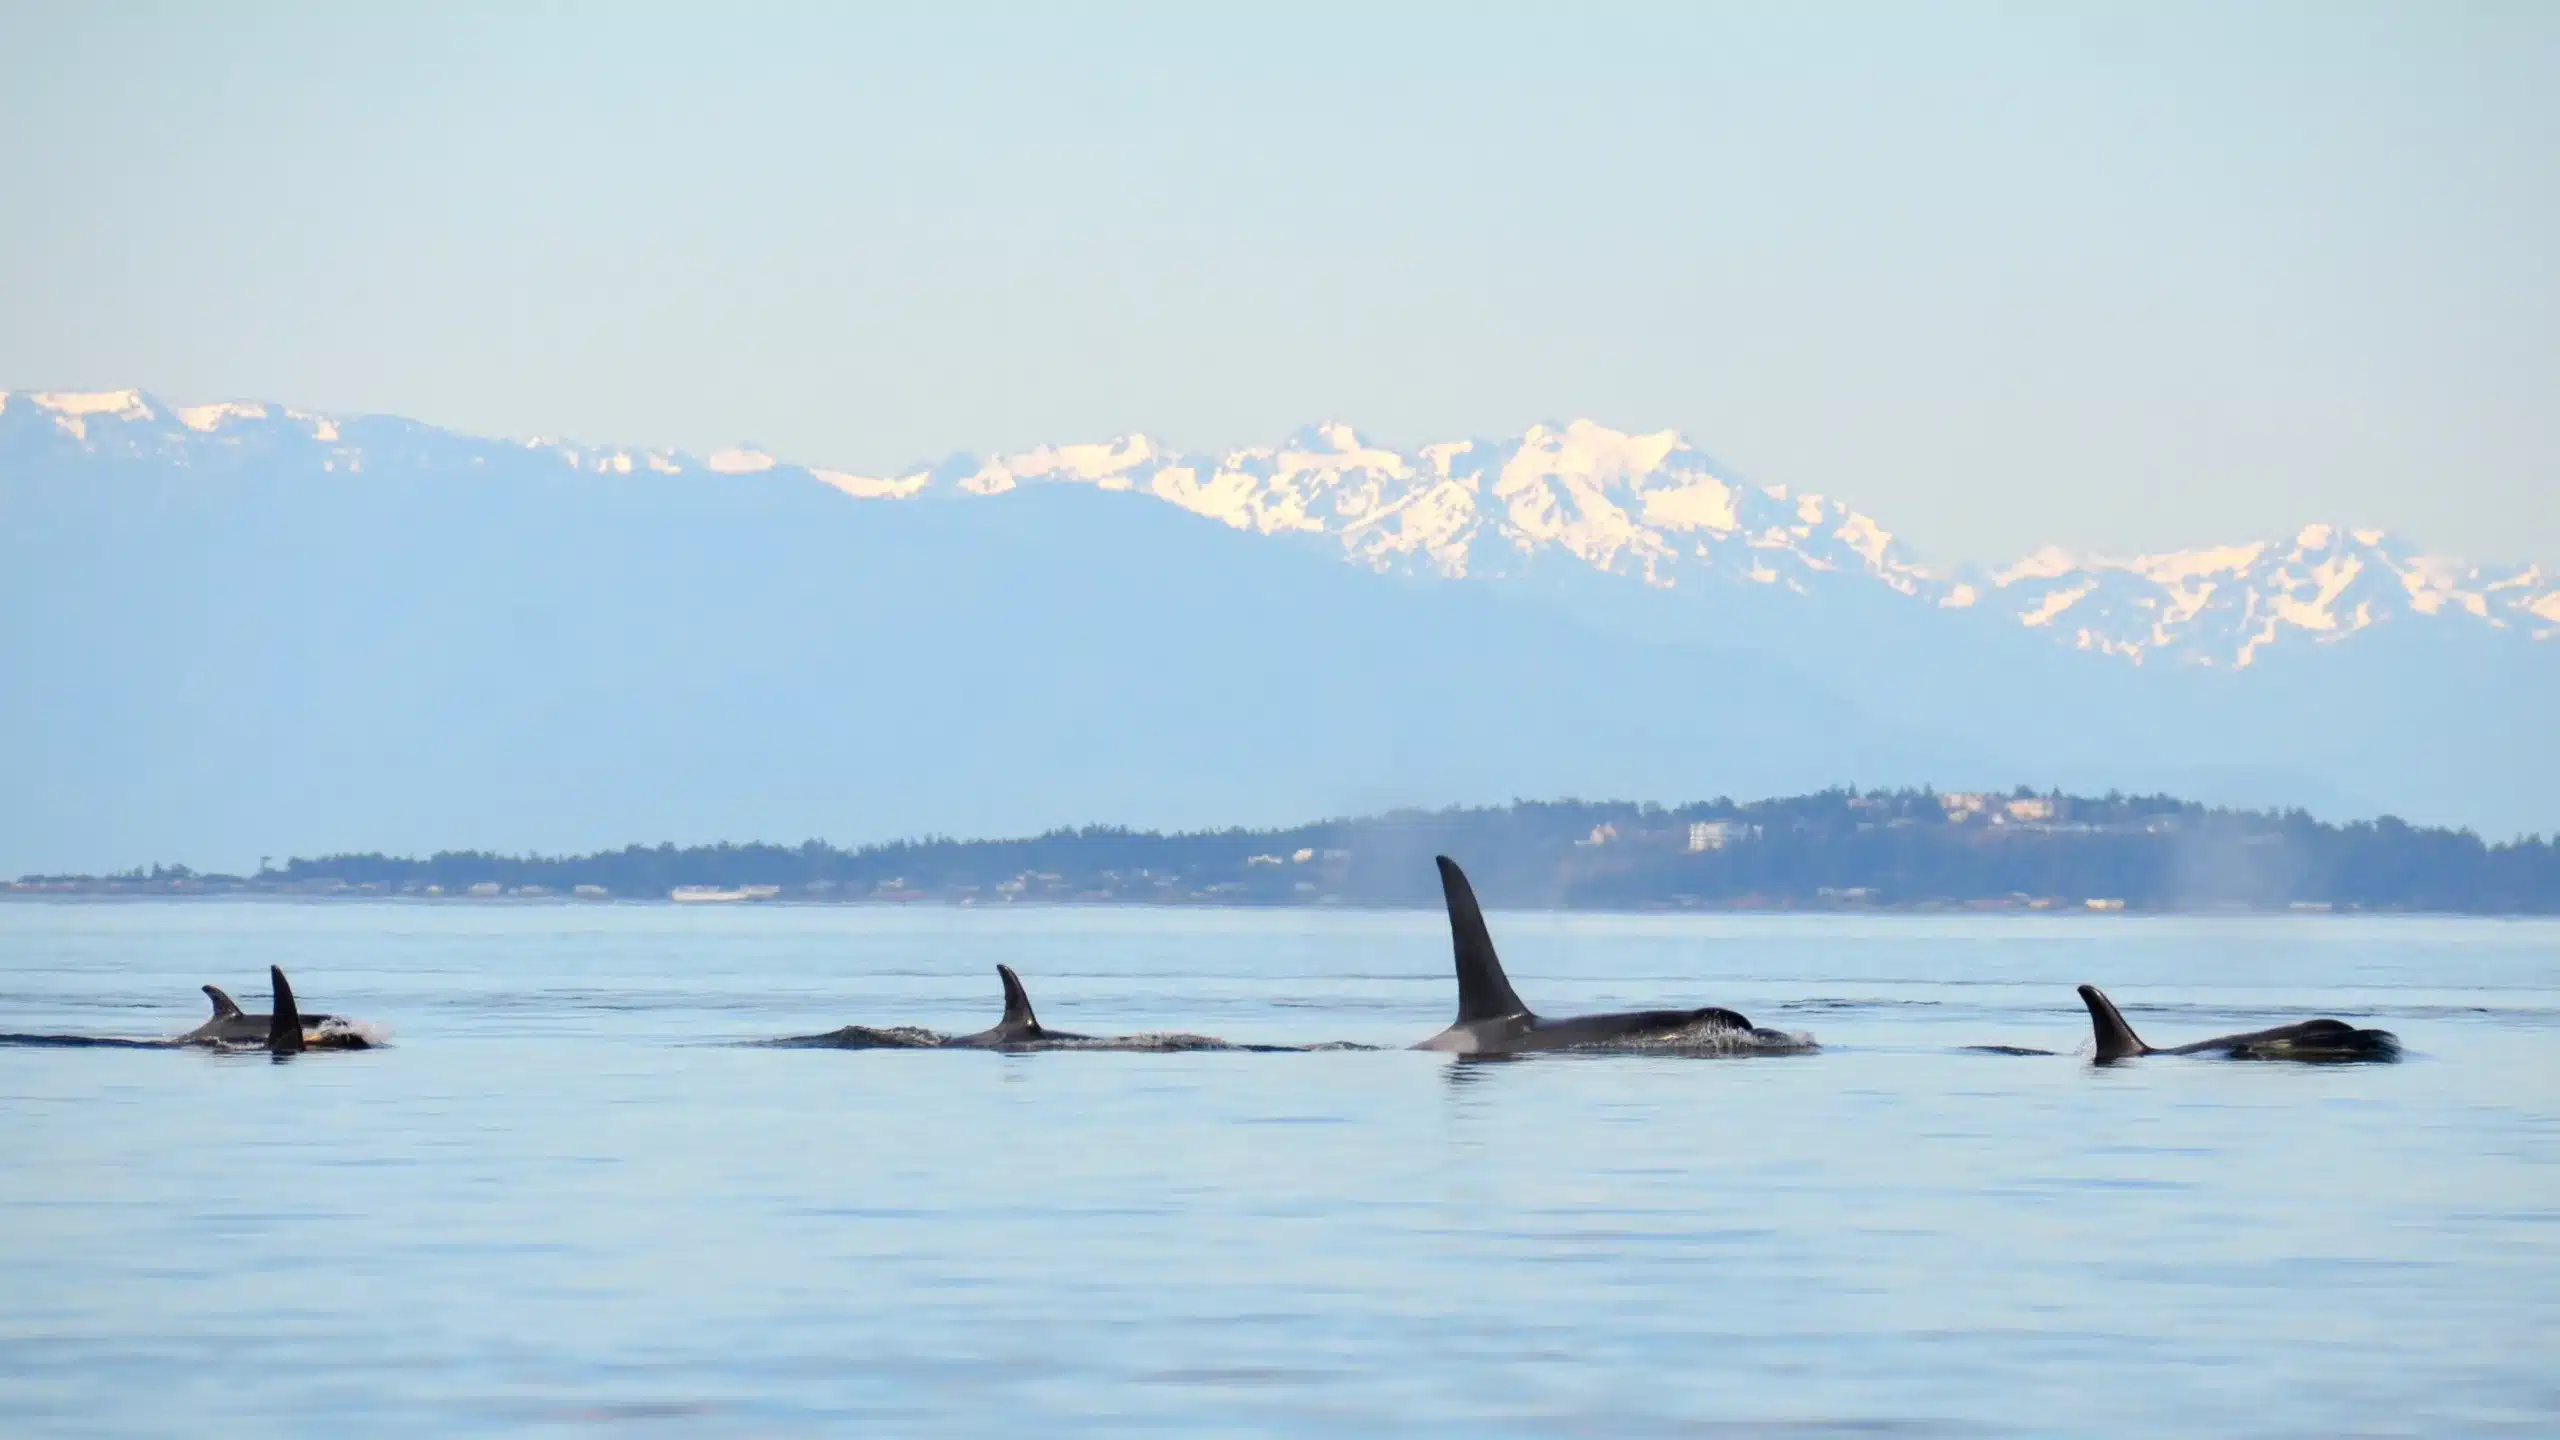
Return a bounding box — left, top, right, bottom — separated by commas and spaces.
821, 417, 2558, 669
5, 386, 2552, 869
5, 387, 2552, 670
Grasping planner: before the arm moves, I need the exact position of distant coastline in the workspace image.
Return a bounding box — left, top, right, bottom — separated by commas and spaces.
15, 789, 2557, 915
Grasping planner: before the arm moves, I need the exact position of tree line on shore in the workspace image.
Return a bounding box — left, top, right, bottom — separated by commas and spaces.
48, 788, 2560, 913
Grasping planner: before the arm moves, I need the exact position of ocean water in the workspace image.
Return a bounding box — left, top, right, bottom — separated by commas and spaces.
2, 900, 2555, 1436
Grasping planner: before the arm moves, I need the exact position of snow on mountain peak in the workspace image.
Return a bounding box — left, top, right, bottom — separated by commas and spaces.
26, 389, 154, 441
34, 388, 151, 417
1977, 524, 2560, 664
813, 420, 2557, 664
800, 416, 1937, 601
1995, 546, 2085, 586
705, 448, 778, 475
6, 389, 2550, 665
175, 400, 270, 432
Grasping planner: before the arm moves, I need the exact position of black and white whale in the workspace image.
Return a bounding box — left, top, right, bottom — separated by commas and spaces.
769, 965, 1366, 1052
189, 967, 373, 1053
768, 964, 1087, 1048
179, 970, 349, 1049
1415, 856, 1813, 1055
941, 963, 1092, 1048
2078, 983, 2400, 1063
1, 966, 371, 1053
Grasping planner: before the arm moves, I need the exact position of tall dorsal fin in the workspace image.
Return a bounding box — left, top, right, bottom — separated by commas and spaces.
2077, 984, 2149, 1062
203, 985, 244, 1020
267, 966, 305, 1055
994, 964, 1040, 1035
1437, 856, 1529, 1024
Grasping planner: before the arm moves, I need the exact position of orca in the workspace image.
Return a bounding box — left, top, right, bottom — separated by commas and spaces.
2, 966, 370, 1053
1414, 856, 1813, 1055
180, 967, 370, 1053
178, 971, 344, 1048
768, 965, 1375, 1052
949, 963, 1092, 1048
770, 964, 1086, 1048
2078, 984, 2400, 1063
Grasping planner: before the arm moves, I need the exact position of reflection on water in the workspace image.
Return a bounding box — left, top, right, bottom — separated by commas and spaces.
2, 902, 2555, 1435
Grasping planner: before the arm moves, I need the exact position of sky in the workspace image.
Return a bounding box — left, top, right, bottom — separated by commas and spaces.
2, 0, 2553, 566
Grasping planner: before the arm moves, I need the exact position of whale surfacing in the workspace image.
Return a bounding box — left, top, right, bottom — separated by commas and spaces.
949, 963, 1093, 1048
180, 967, 372, 1053
2079, 984, 2399, 1063
766, 965, 1344, 1051
1415, 856, 1813, 1056
769, 964, 1094, 1049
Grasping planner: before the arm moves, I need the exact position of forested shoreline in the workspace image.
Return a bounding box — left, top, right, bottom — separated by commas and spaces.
21, 788, 2559, 913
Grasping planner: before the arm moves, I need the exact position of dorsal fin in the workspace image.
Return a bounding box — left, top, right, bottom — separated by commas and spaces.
203, 985, 243, 1020
1437, 856, 1529, 1023
2077, 984, 2148, 1061
267, 966, 305, 1055
994, 964, 1040, 1035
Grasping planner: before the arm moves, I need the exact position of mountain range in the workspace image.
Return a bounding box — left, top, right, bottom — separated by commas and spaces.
817, 416, 2557, 671
2, 388, 2550, 874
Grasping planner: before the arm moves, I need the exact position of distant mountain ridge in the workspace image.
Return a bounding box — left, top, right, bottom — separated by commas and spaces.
836, 417, 2559, 670
3, 385, 2552, 873
7, 388, 2549, 670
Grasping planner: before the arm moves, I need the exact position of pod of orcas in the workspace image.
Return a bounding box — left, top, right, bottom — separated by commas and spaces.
0, 965, 372, 1055
2, 856, 2402, 1064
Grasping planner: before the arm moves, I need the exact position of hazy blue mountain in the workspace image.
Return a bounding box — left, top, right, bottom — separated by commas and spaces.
1, 390, 2548, 873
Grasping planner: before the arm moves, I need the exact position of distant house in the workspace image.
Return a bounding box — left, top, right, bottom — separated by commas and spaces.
2085, 897, 2126, 912
1577, 824, 1620, 848
1686, 821, 1753, 852
669, 884, 781, 903
2005, 796, 2056, 822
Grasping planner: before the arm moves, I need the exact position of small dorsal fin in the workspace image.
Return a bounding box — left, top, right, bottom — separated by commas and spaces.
203, 985, 243, 1020
994, 964, 1040, 1035
1437, 856, 1529, 1024
267, 966, 305, 1055
2077, 984, 2148, 1062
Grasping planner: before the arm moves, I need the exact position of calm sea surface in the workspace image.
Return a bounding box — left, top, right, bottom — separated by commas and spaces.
2, 901, 2555, 1436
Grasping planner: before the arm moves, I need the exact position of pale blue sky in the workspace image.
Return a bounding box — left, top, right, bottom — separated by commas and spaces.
3, 1, 2552, 564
